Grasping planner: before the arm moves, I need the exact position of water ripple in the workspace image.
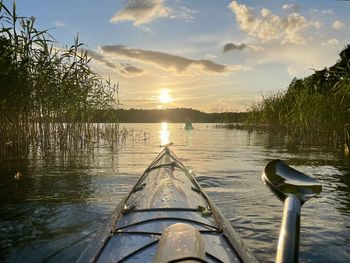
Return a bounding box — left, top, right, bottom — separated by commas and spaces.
0, 123, 349, 262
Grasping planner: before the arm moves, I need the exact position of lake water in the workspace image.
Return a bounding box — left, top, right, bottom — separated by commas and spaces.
0, 123, 349, 262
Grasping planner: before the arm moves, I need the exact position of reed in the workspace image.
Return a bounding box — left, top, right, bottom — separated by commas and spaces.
244, 45, 350, 149
0, 1, 125, 158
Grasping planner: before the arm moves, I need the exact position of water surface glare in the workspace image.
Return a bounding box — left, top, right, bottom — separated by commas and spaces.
0, 123, 349, 262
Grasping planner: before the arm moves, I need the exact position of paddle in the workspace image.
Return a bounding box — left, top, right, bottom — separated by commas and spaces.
262, 159, 322, 263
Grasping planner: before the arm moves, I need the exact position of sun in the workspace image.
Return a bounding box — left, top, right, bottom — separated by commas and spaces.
159, 89, 172, 104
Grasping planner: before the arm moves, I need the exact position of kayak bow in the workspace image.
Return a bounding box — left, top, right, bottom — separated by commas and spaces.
78, 146, 257, 263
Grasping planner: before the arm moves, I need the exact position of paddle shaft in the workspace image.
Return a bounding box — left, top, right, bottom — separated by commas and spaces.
276, 196, 301, 263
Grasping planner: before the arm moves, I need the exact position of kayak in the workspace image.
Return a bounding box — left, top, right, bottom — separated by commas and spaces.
77, 144, 258, 263
77, 144, 322, 262
184, 123, 194, 130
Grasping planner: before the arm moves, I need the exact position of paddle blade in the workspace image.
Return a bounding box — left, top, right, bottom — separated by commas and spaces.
262, 159, 322, 203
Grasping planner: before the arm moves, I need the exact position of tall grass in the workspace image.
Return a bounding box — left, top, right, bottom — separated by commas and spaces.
246, 45, 350, 149
0, 1, 120, 158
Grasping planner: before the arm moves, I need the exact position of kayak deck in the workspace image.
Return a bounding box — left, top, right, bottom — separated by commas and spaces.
78, 147, 257, 263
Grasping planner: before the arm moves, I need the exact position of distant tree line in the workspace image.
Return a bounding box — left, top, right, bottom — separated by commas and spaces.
247, 44, 350, 147
87, 108, 248, 123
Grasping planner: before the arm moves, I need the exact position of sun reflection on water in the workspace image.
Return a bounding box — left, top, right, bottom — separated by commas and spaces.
160, 122, 170, 145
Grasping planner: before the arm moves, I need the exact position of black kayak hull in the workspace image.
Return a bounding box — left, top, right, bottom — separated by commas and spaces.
77, 147, 257, 263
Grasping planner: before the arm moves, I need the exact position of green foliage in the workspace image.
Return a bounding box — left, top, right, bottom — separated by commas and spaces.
247, 44, 350, 147
0, 1, 117, 156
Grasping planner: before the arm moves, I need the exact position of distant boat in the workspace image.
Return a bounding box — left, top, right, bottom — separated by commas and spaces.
184, 122, 193, 130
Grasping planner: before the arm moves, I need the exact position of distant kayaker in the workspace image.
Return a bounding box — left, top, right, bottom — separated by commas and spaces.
184, 118, 193, 130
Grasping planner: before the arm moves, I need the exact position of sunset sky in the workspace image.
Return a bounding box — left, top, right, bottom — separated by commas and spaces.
9, 0, 350, 112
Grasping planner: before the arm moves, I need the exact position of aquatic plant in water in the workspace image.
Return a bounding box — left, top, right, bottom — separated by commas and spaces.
0, 1, 122, 158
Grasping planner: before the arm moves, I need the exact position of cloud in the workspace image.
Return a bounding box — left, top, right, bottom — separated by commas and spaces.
223, 43, 247, 52
100, 45, 235, 74
110, 0, 171, 26
322, 9, 334, 15
250, 41, 341, 78
332, 20, 345, 30
223, 42, 264, 53
309, 8, 334, 15
170, 6, 198, 22
228, 1, 317, 45
205, 54, 218, 59
85, 49, 144, 76
121, 64, 144, 75
282, 4, 300, 13
85, 49, 117, 69
322, 38, 339, 46
313, 21, 322, 29
54, 21, 65, 27
180, 6, 198, 22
